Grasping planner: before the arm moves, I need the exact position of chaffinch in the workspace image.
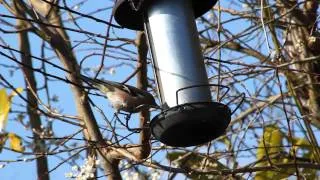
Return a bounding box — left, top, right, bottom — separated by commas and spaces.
81, 75, 158, 113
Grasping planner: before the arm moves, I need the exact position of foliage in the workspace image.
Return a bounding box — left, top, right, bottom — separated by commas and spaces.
0, 88, 23, 132
0, 88, 24, 153
255, 125, 317, 179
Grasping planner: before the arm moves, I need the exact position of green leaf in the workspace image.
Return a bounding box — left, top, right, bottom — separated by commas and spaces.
290, 137, 318, 178
255, 125, 293, 180
256, 125, 283, 160
167, 152, 233, 180
301, 168, 317, 180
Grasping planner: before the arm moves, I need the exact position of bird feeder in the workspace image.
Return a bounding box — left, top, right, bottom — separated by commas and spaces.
113, 0, 231, 147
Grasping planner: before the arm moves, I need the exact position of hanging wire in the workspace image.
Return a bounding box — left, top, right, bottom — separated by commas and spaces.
176, 84, 230, 105
175, 83, 245, 115
128, 0, 144, 11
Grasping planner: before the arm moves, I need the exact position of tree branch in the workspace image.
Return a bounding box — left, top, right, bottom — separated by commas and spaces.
13, 2, 49, 179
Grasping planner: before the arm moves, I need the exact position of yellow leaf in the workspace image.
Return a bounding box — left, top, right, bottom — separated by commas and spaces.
9, 87, 23, 100
293, 137, 311, 148
0, 88, 23, 132
8, 133, 24, 152
0, 89, 10, 132
292, 137, 320, 162
257, 125, 283, 161
255, 125, 288, 180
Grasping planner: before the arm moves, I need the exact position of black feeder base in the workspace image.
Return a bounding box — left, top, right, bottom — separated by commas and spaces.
150, 102, 231, 147
113, 0, 217, 30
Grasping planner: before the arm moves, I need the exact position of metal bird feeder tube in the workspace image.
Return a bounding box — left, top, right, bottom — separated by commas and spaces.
145, 0, 212, 107
113, 0, 231, 147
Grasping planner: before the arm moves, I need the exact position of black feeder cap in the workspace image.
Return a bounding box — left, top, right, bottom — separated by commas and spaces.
150, 102, 231, 147
113, 0, 217, 30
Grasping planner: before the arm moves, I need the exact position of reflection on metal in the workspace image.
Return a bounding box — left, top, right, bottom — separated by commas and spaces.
145, 0, 211, 107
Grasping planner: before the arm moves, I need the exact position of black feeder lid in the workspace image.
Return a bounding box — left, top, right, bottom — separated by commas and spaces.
150, 102, 231, 147
113, 0, 217, 30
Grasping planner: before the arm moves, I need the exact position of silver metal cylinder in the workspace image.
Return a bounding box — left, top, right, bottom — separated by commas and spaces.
146, 0, 211, 107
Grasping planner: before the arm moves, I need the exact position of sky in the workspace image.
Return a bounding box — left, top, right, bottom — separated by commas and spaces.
0, 1, 120, 179
0, 0, 275, 179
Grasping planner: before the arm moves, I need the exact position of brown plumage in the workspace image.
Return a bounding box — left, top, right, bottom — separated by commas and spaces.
81, 75, 158, 113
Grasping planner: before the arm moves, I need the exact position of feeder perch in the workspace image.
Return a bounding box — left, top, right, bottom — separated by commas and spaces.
113, 0, 232, 147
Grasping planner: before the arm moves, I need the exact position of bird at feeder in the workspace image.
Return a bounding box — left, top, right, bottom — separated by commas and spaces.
81, 75, 158, 114
112, 0, 233, 146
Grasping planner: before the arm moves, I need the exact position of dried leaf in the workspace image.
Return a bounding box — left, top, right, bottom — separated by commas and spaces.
0, 133, 8, 153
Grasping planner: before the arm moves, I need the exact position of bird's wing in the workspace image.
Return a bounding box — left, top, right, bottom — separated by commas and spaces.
103, 81, 153, 99
81, 75, 149, 97
80, 75, 116, 92
107, 81, 149, 97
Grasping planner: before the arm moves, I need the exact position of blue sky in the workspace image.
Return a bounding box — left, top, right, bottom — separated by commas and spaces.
0, 0, 296, 179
